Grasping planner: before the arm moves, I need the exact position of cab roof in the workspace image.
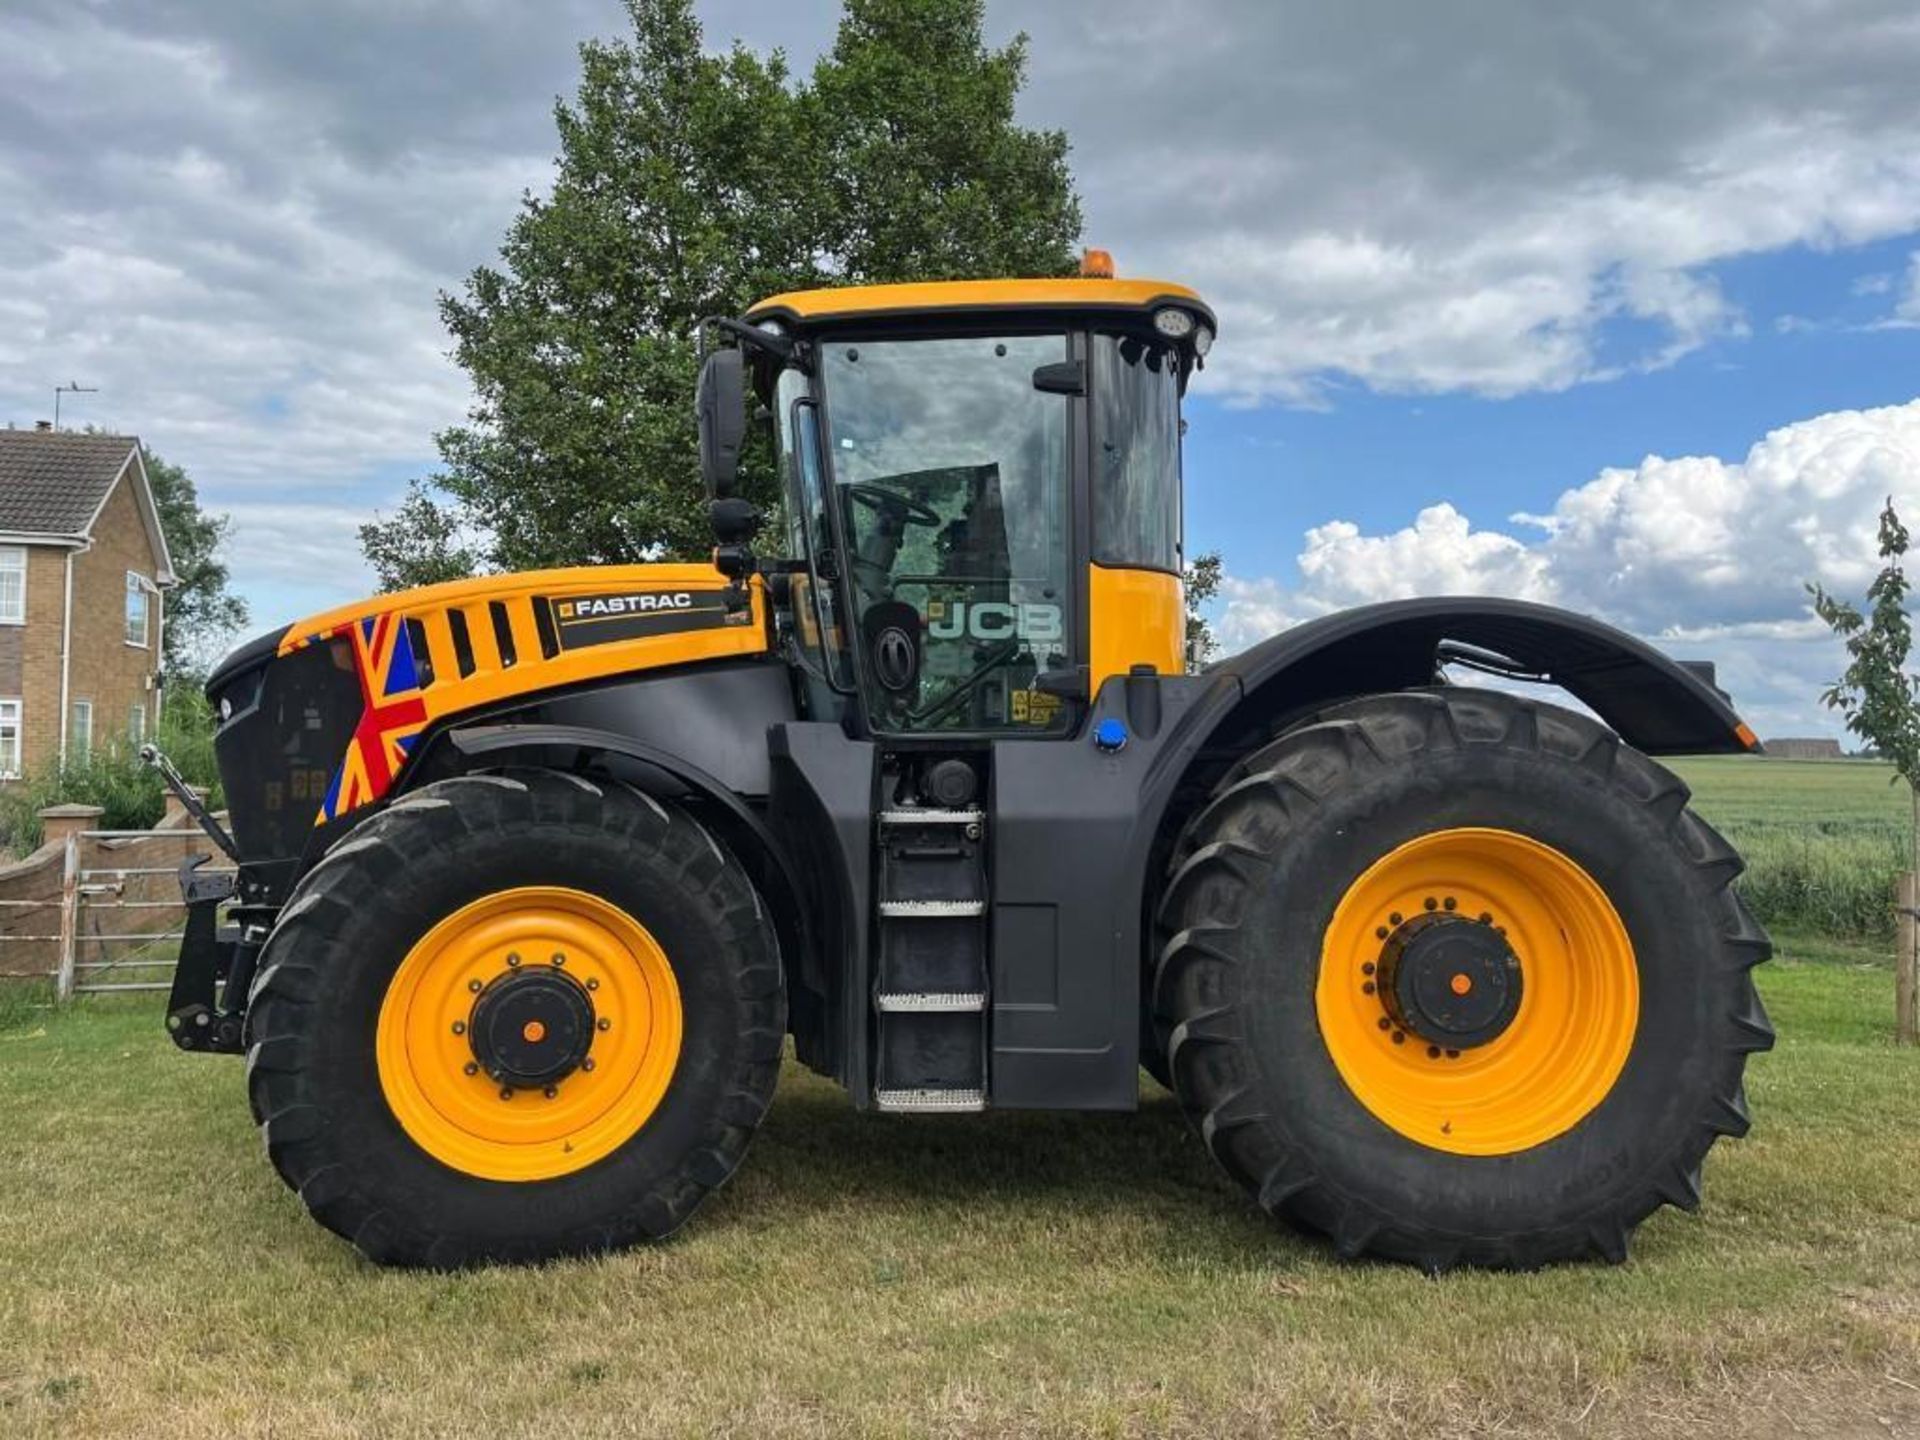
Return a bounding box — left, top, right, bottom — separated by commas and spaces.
744, 276, 1214, 330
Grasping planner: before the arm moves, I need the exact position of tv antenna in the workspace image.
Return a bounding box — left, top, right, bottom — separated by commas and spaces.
54, 382, 98, 430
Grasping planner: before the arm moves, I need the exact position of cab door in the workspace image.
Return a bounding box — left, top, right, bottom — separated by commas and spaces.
819, 330, 1081, 738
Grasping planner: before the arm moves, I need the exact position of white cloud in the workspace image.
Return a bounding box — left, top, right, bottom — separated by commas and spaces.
0, 0, 606, 627
1157, 132, 1920, 405
1217, 502, 1559, 649
221, 501, 378, 589
1018, 3, 1920, 403
1300, 504, 1556, 608
1215, 396, 1920, 734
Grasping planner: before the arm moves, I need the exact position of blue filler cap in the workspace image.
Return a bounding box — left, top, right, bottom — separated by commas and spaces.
1093, 717, 1129, 753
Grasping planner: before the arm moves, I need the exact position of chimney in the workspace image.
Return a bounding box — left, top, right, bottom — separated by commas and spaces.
35, 419, 53, 431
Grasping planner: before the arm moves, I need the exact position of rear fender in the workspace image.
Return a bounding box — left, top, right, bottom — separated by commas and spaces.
1179, 596, 1756, 769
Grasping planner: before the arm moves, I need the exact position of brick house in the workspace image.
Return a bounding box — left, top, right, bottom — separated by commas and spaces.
0, 428, 176, 778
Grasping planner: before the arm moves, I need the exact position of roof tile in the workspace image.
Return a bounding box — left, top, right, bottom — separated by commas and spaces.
0, 431, 139, 536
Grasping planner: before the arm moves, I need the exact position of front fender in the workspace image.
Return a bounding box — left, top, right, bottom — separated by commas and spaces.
428, 721, 815, 1013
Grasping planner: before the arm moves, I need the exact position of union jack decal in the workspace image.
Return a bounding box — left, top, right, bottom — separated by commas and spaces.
315, 612, 429, 826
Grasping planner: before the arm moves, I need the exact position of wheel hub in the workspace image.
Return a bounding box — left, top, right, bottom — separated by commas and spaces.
467, 968, 596, 1089
1317, 828, 1639, 1155
1378, 913, 1523, 1050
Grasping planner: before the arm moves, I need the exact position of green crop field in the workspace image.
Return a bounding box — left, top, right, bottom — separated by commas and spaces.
1, 753, 1917, 1438
1672, 755, 1913, 941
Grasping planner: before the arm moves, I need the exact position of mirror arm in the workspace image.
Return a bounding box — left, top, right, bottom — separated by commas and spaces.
698, 314, 802, 368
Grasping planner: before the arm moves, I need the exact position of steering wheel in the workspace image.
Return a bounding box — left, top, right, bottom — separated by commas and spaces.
846, 482, 941, 529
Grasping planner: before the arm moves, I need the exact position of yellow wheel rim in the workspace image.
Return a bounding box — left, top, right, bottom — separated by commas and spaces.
1316, 828, 1638, 1156
376, 886, 682, 1182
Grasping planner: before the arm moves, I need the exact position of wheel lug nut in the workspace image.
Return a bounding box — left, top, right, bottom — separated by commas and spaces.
499, 1088, 514, 1101
596, 1018, 611, 1032
1424, 897, 1438, 911
1443, 897, 1457, 911
1389, 912, 1403, 925
1362, 982, 1376, 995
551, 952, 566, 967
586, 978, 600, 992
1427, 1045, 1441, 1059
1375, 926, 1389, 940
463, 1062, 479, 1076
544, 1086, 558, 1099
1478, 912, 1492, 924
451, 1020, 466, 1035
468, 979, 483, 994
1377, 1017, 1391, 1031
1361, 962, 1376, 976
1446, 1049, 1461, 1059
582, 1058, 597, 1072
1391, 1031, 1405, 1045
507, 952, 522, 968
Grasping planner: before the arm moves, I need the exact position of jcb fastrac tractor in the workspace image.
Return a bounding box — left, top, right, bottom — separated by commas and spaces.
159, 258, 1773, 1271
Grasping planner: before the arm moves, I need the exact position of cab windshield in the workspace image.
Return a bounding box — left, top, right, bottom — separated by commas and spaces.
821, 333, 1074, 734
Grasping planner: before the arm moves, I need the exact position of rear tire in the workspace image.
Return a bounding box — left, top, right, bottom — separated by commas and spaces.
1153, 688, 1772, 1270
244, 768, 784, 1267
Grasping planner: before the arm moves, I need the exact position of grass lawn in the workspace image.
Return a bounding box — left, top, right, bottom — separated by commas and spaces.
2, 930, 1918, 1439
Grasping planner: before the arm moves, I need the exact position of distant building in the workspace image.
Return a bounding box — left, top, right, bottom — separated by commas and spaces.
1763, 737, 1844, 760
0, 428, 176, 779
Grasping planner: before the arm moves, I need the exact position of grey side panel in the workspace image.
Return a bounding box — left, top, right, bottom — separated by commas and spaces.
506, 661, 797, 796
988, 674, 1210, 1111
769, 724, 876, 1102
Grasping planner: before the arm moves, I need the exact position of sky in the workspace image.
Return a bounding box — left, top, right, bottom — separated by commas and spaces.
3, 1, 1920, 736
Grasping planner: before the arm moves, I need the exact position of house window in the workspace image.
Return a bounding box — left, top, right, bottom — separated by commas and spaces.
71, 700, 92, 758
0, 547, 24, 625
0, 699, 20, 778
125, 571, 150, 648
128, 701, 147, 746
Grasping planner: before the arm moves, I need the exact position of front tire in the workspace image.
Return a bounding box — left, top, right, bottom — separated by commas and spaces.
1153, 688, 1772, 1270
245, 768, 784, 1267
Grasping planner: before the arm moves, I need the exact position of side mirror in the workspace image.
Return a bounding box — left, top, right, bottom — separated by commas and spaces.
697, 347, 747, 499
1031, 359, 1086, 396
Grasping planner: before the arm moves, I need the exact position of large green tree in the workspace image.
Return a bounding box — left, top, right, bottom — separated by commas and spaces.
363, 0, 1081, 588
143, 450, 248, 673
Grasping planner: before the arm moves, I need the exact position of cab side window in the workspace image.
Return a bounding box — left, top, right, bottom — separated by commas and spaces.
776, 368, 851, 695
1092, 335, 1182, 573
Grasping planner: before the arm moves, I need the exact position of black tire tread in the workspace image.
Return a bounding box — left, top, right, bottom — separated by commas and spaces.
243, 767, 784, 1267
1151, 687, 1773, 1271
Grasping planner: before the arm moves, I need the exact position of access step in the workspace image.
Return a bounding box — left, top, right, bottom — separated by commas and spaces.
871, 786, 990, 1104
875, 991, 986, 1013
877, 899, 985, 918
875, 1087, 986, 1113
878, 808, 984, 826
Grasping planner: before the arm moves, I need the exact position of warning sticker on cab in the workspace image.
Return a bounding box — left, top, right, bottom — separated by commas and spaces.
548, 589, 737, 650
1011, 689, 1063, 726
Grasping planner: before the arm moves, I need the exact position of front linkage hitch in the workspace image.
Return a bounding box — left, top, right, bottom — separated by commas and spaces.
164, 856, 248, 1054
143, 745, 254, 1055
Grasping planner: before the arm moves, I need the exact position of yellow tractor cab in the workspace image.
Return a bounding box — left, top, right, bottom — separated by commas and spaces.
161, 256, 1770, 1273
720, 265, 1212, 737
